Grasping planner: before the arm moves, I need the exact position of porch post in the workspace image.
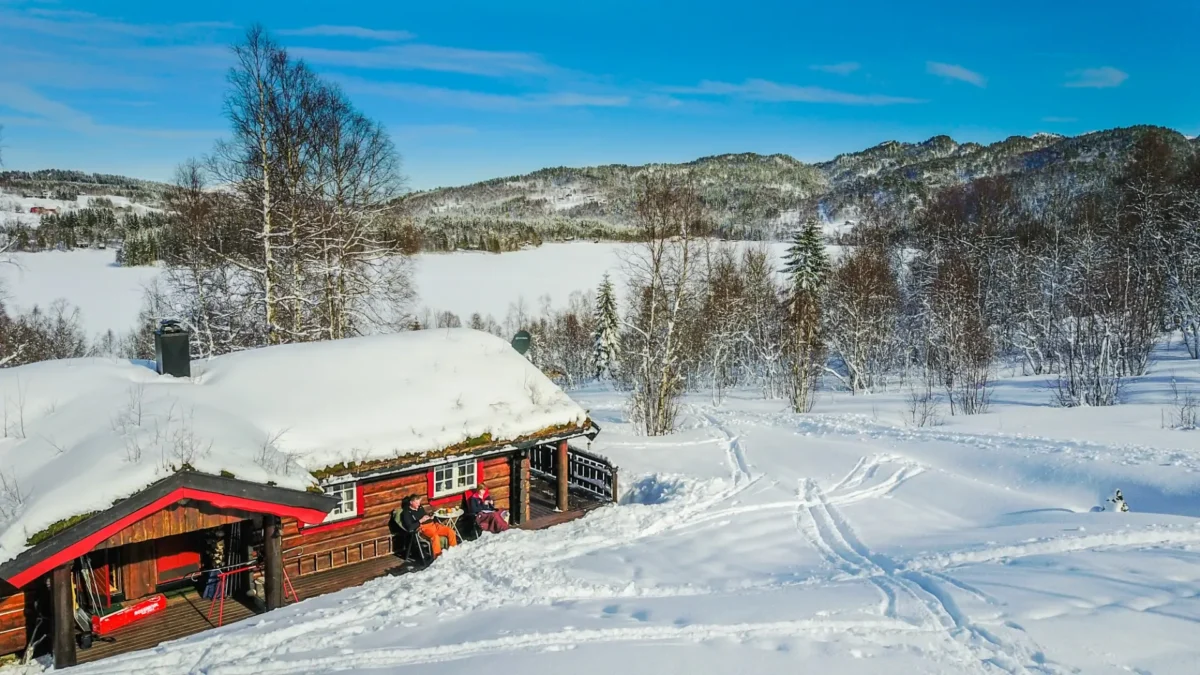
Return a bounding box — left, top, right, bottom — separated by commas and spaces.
519, 450, 531, 523
263, 516, 283, 611
508, 451, 522, 526
556, 440, 570, 512
52, 563, 76, 669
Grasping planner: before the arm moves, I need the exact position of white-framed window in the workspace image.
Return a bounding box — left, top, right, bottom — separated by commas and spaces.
321, 482, 358, 523
432, 460, 477, 498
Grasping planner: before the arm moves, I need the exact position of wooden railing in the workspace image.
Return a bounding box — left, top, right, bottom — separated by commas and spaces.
287, 535, 394, 578
529, 444, 618, 502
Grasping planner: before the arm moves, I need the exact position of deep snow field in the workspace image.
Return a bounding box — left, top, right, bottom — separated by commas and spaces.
2, 245, 1200, 674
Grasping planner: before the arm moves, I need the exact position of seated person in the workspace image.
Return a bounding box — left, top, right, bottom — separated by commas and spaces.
397, 495, 458, 557
467, 484, 510, 533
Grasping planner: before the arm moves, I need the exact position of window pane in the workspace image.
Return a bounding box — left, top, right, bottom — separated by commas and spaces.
322, 483, 355, 522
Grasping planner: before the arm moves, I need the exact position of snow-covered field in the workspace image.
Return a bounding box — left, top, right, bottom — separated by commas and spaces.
3, 244, 1200, 674
0, 189, 159, 229
9, 341, 1195, 674
0, 242, 793, 337
0, 250, 162, 337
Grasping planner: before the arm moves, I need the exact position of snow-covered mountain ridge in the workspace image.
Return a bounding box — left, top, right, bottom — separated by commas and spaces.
402, 125, 1198, 240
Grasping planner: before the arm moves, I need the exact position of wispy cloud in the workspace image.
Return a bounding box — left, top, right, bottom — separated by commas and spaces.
278, 25, 414, 42
0, 44, 155, 90
1065, 67, 1127, 89
339, 78, 629, 111
926, 62, 986, 87
0, 81, 217, 138
810, 62, 860, 76
1041, 116, 1078, 123
2, 8, 234, 42
664, 79, 923, 106
0, 81, 97, 132
293, 44, 552, 77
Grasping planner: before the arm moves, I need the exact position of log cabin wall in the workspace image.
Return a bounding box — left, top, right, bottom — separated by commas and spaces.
94, 502, 256, 550
0, 588, 24, 657
281, 455, 513, 577
479, 456, 512, 511
122, 541, 158, 600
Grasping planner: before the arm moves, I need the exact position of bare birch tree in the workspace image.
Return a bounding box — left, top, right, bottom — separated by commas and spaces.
824, 245, 900, 393
623, 174, 707, 435
153, 25, 413, 354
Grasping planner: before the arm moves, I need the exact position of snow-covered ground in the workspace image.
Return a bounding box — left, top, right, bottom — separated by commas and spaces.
5, 339, 1196, 674
0, 242, 793, 338
0, 250, 162, 338
0, 189, 159, 229
411, 241, 792, 322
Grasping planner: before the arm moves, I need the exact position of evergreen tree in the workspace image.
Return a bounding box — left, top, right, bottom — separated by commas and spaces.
592, 273, 620, 379
782, 219, 830, 412
782, 219, 830, 294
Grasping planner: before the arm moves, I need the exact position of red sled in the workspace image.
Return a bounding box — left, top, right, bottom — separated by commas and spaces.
91, 593, 167, 635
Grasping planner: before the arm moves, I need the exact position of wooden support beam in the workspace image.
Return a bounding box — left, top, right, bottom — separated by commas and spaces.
263, 516, 283, 611
508, 452, 522, 526
556, 440, 569, 513
519, 451, 531, 524
52, 564, 76, 669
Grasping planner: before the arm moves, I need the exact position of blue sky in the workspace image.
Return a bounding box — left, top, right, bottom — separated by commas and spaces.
0, 0, 1197, 190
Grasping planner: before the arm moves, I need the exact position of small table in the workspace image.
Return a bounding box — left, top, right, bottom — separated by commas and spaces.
432, 507, 463, 534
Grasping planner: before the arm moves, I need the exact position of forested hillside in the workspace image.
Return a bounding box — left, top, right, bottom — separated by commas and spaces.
0, 169, 170, 204
3, 126, 1196, 258
403, 125, 1198, 247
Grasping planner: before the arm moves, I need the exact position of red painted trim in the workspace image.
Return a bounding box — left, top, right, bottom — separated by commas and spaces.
299, 483, 366, 535
8, 488, 329, 588
426, 459, 483, 507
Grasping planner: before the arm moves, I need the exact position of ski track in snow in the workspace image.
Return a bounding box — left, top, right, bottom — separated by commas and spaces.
695, 408, 755, 488
794, 466, 1061, 674
903, 525, 1200, 572
738, 408, 1200, 474
80, 618, 926, 675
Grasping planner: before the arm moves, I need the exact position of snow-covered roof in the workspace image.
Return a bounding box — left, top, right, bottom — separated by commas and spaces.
0, 328, 590, 566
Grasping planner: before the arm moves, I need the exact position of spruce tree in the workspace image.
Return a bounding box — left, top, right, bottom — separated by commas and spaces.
782, 219, 830, 295
782, 219, 830, 412
592, 273, 620, 379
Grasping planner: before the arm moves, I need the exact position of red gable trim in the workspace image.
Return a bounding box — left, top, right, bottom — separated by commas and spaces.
7, 489, 328, 588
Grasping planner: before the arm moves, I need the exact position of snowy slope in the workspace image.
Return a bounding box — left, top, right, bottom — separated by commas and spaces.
0, 329, 587, 567
0, 188, 160, 229
5, 340, 1195, 675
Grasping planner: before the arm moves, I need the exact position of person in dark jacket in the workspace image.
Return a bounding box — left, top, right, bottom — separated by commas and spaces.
397, 495, 458, 557
468, 484, 510, 533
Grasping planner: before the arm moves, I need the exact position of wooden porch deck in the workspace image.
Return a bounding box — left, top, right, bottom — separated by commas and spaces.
74, 483, 609, 664
522, 474, 608, 530
77, 556, 407, 664
77, 590, 257, 664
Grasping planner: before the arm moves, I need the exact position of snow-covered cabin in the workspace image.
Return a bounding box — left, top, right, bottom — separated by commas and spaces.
0, 329, 611, 667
